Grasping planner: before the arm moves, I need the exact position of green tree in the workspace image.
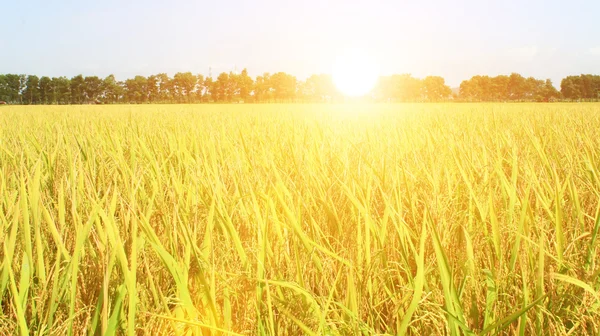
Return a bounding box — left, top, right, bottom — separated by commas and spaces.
0, 75, 7, 102
0, 75, 16, 103
2, 74, 24, 103
22, 75, 40, 104
70, 75, 85, 104
52, 77, 71, 104
124, 76, 148, 103
84, 76, 103, 103
102, 75, 121, 103
39, 76, 52, 104
541, 79, 560, 100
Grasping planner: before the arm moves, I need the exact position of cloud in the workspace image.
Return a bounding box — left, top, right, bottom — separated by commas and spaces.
506, 46, 539, 62
590, 47, 600, 56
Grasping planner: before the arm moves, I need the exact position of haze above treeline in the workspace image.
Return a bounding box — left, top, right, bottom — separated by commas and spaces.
1, 71, 599, 104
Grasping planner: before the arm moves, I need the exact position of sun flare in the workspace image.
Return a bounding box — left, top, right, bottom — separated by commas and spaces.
332, 49, 380, 97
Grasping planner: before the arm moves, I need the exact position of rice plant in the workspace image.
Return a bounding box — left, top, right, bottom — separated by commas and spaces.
1, 103, 599, 335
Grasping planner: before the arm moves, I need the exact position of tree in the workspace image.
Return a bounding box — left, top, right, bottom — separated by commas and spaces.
172, 72, 198, 103
22, 75, 41, 105
84, 76, 103, 103
0, 75, 7, 102
39, 76, 52, 104
52, 77, 71, 104
254, 73, 272, 102
155, 73, 172, 101
270, 72, 297, 102
560, 75, 600, 100
0, 74, 23, 103
490, 75, 509, 101
377, 74, 423, 102
147, 75, 160, 103
124, 76, 148, 103
459, 74, 551, 101
214, 72, 234, 102
237, 69, 254, 102
70, 75, 85, 104
195, 74, 205, 102
302, 74, 337, 102
102, 75, 121, 103
203, 77, 215, 102
507, 73, 527, 100
2, 69, 600, 104
422, 76, 451, 101
541, 79, 560, 101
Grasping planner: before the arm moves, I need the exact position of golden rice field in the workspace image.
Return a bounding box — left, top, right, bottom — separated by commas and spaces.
1, 103, 600, 335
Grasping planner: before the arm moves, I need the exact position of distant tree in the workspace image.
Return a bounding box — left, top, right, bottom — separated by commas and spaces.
458, 77, 476, 101
146, 75, 160, 103
52, 77, 71, 104
84, 76, 103, 103
173, 72, 197, 103
70, 75, 85, 104
459, 74, 553, 102
237, 69, 254, 102
102, 75, 121, 103
561, 76, 580, 100
302, 74, 337, 102
490, 75, 509, 101
507, 73, 527, 100
195, 74, 205, 102
580, 75, 600, 99
0, 75, 7, 102
472, 75, 493, 101
541, 79, 560, 100
560, 75, 600, 100
155, 73, 172, 101
422, 76, 451, 101
377, 74, 422, 102
22, 75, 41, 105
270, 72, 297, 102
254, 73, 272, 102
39, 76, 52, 104
0, 74, 23, 103
124, 76, 148, 103
2, 69, 599, 104
214, 72, 233, 102
203, 77, 215, 102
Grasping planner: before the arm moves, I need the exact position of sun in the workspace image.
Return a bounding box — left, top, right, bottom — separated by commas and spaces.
332, 49, 380, 97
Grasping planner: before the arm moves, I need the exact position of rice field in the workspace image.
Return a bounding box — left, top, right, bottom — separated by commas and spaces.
1, 103, 600, 335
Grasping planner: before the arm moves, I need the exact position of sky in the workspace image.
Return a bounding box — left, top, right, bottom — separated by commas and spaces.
1, 0, 599, 87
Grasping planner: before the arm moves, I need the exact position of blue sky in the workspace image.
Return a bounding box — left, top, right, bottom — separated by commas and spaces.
1, 0, 599, 87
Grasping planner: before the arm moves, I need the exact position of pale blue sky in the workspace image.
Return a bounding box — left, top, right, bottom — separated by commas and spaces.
1, 0, 599, 87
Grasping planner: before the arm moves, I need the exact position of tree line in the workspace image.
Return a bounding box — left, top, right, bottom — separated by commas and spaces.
1, 70, 599, 104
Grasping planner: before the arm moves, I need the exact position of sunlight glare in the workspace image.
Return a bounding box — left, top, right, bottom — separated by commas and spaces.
332, 49, 380, 97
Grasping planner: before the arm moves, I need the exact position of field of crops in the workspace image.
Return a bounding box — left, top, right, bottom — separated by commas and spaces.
1, 103, 600, 335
